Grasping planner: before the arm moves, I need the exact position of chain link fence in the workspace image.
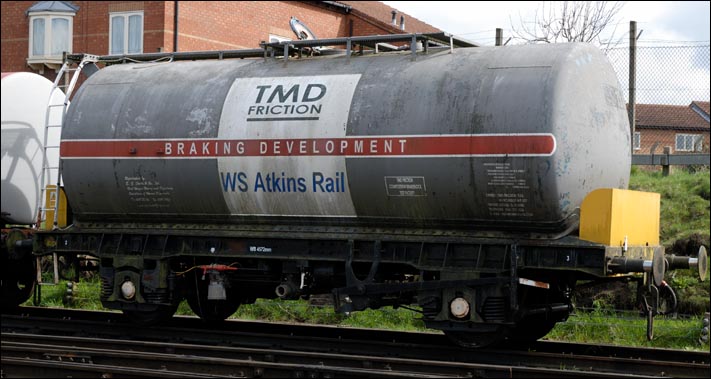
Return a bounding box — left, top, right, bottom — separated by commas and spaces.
605, 45, 710, 160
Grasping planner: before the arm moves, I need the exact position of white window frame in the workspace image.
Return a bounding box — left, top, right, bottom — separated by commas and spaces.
633, 132, 641, 150
109, 11, 144, 55
28, 12, 74, 59
675, 133, 702, 152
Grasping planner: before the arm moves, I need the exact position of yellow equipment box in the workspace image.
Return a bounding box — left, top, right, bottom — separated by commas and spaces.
42, 185, 68, 230
580, 188, 660, 247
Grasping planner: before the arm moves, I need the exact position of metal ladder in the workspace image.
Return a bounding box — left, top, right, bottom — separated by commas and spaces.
36, 55, 98, 286
37, 55, 98, 231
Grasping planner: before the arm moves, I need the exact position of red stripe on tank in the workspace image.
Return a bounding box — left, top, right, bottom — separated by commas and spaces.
60, 134, 556, 158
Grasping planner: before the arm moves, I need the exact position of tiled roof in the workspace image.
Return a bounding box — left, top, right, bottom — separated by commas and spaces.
338, 1, 442, 33
635, 102, 710, 130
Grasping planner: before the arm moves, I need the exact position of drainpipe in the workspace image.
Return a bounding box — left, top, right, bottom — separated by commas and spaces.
174, 1, 179, 52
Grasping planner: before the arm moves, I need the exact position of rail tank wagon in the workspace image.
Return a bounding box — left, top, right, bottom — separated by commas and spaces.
60, 43, 629, 232
2, 72, 65, 307
22, 35, 707, 347
1, 72, 64, 225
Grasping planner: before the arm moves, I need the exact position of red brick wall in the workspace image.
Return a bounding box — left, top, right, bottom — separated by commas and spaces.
170, 1, 348, 51
1, 0, 419, 79
636, 129, 710, 154
72, 1, 167, 55
349, 14, 390, 37
1, 1, 35, 75
1, 1, 167, 81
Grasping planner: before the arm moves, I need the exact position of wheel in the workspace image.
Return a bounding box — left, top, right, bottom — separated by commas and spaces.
1, 229, 36, 309
187, 292, 241, 322
444, 327, 505, 348
1, 259, 36, 309
509, 279, 572, 343
186, 272, 241, 322
507, 316, 559, 343
123, 302, 180, 325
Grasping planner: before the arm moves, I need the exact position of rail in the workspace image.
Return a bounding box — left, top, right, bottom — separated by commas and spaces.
632, 148, 709, 175
65, 32, 474, 65
2, 307, 709, 378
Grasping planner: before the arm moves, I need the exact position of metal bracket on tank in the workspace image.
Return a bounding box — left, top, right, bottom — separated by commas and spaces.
332, 240, 381, 313
509, 244, 519, 312
344, 239, 381, 289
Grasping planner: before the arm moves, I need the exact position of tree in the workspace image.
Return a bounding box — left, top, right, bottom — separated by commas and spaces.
510, 1, 625, 47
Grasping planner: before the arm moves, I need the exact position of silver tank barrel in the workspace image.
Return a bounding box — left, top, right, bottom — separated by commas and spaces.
60, 43, 630, 235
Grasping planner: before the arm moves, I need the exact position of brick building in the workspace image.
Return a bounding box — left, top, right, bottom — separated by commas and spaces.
634, 101, 710, 154
1, 1, 444, 81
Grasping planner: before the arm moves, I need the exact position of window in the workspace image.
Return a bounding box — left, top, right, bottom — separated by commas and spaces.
633, 132, 641, 150
110, 12, 143, 55
28, 13, 73, 59
675, 134, 703, 152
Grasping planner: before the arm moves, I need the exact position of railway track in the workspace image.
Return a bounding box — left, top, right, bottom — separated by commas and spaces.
2, 307, 709, 378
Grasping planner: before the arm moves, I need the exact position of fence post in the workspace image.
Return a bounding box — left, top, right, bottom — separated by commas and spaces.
662, 146, 671, 176
628, 21, 637, 155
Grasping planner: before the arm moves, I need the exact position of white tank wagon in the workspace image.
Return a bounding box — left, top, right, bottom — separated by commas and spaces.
2, 71, 67, 308
1, 72, 65, 225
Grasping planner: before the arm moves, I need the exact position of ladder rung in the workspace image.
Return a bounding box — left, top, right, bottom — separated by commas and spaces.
46, 125, 63, 128
44, 145, 60, 149
42, 166, 59, 170
48, 104, 66, 107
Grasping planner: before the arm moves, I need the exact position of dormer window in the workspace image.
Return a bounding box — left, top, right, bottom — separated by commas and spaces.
26, 1, 78, 73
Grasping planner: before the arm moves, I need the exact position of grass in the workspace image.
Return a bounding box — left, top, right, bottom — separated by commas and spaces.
28, 277, 105, 311
229, 299, 429, 332
629, 167, 710, 247
628, 167, 710, 317
24, 279, 428, 333
546, 309, 710, 351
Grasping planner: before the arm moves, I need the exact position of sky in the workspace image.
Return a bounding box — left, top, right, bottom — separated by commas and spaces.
381, 1, 710, 47
381, 1, 710, 104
